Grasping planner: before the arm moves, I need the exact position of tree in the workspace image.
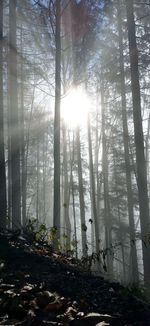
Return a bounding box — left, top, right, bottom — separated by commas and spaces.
8, 0, 21, 229
19, 25, 26, 227
53, 0, 61, 238
0, 0, 7, 228
88, 114, 100, 254
62, 123, 71, 249
101, 78, 113, 275
76, 127, 87, 257
126, 0, 150, 283
117, 0, 139, 283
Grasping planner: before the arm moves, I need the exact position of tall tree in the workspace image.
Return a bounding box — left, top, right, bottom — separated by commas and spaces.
88, 114, 100, 254
126, 0, 150, 283
53, 0, 61, 238
62, 123, 71, 249
19, 25, 26, 227
117, 0, 139, 283
9, 0, 21, 229
101, 79, 113, 275
0, 0, 7, 228
76, 127, 87, 257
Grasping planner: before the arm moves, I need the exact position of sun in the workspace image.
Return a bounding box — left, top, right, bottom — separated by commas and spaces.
61, 88, 90, 129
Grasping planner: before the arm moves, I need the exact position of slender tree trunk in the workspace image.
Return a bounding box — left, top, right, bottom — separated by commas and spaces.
7, 82, 12, 227
69, 132, 78, 258
146, 114, 150, 205
71, 171, 78, 258
113, 151, 126, 283
9, 0, 21, 229
117, 0, 139, 283
101, 81, 113, 275
95, 95, 101, 214
62, 124, 71, 250
42, 134, 46, 222
88, 114, 100, 254
36, 134, 39, 222
0, 0, 7, 228
53, 0, 61, 238
126, 0, 150, 283
20, 26, 26, 227
76, 127, 87, 257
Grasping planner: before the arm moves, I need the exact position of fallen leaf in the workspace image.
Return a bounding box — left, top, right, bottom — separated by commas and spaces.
21, 284, 34, 292
70, 313, 118, 326
44, 301, 63, 312
36, 291, 55, 308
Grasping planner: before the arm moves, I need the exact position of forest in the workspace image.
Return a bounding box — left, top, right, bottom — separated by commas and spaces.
0, 0, 150, 324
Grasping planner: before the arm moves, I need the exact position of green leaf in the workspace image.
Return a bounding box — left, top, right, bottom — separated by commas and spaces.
62, 233, 68, 239
39, 224, 46, 232
50, 227, 58, 236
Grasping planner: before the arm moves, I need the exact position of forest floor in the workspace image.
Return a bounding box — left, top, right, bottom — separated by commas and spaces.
0, 232, 150, 326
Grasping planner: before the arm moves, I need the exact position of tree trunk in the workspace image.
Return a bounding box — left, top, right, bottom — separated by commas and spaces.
20, 26, 26, 227
117, 0, 139, 283
62, 124, 71, 250
9, 0, 21, 229
0, 0, 7, 228
88, 114, 100, 254
113, 151, 126, 283
146, 113, 150, 205
53, 0, 61, 239
42, 134, 46, 222
76, 127, 87, 257
36, 133, 39, 222
101, 81, 113, 275
126, 0, 150, 283
69, 132, 78, 258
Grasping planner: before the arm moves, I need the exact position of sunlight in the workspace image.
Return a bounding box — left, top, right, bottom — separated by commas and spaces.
61, 88, 90, 129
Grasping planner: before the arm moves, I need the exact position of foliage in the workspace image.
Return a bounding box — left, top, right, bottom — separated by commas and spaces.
24, 220, 78, 255
81, 223, 87, 232
120, 283, 149, 303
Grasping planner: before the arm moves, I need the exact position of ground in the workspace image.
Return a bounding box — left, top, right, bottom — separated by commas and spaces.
0, 232, 150, 325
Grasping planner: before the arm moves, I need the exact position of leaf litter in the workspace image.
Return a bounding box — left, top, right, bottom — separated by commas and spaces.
0, 232, 150, 325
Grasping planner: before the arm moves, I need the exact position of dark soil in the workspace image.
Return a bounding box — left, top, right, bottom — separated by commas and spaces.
0, 233, 150, 325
